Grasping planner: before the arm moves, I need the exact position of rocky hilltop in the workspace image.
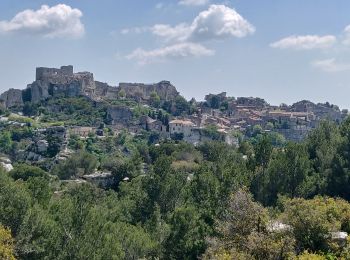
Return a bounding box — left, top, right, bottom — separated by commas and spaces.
0, 65, 179, 108
0, 65, 347, 143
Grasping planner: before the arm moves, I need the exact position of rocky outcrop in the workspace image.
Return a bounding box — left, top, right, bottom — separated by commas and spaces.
118, 81, 179, 101
0, 88, 23, 108
0, 66, 180, 108
0, 157, 13, 172
106, 106, 133, 125
291, 100, 345, 121
0, 66, 97, 108
236, 97, 269, 108
28, 66, 96, 103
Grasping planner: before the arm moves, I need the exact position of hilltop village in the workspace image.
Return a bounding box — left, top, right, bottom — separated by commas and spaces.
0, 65, 347, 178
0, 66, 348, 185
1, 65, 347, 145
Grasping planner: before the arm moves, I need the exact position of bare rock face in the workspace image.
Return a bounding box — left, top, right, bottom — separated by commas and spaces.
236, 97, 269, 108
95, 80, 180, 102
0, 66, 180, 109
0, 66, 98, 108
291, 100, 344, 121
118, 81, 179, 101
106, 106, 133, 125
28, 66, 96, 103
0, 88, 23, 108
95, 81, 119, 100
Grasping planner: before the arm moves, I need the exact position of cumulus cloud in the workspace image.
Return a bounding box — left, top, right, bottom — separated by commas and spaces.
126, 42, 214, 65
270, 35, 336, 50
152, 5, 255, 42
151, 23, 190, 42
179, 0, 210, 6
0, 4, 84, 38
312, 58, 350, 72
126, 5, 253, 65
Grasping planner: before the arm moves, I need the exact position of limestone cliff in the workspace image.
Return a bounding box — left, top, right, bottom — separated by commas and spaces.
1, 66, 97, 107
0, 88, 23, 108
106, 106, 133, 125
0, 66, 180, 108
95, 80, 179, 102
118, 81, 179, 101
29, 66, 96, 103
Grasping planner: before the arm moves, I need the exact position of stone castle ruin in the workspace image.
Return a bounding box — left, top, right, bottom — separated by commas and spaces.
28, 66, 97, 103
0, 65, 179, 108
36, 65, 74, 81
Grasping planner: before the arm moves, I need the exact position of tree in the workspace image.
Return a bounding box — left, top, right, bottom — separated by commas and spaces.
251, 135, 273, 202
23, 102, 38, 116
205, 189, 295, 259
164, 206, 209, 259
101, 156, 137, 187
257, 143, 314, 206
280, 196, 350, 253
306, 121, 341, 174
26, 177, 52, 206
118, 89, 126, 99
174, 96, 190, 116
203, 125, 221, 141
0, 131, 12, 154
9, 164, 48, 181
46, 134, 61, 157
150, 91, 161, 108
52, 150, 98, 179
209, 96, 220, 109
16, 205, 62, 259
0, 225, 15, 260
0, 171, 30, 235
254, 134, 273, 170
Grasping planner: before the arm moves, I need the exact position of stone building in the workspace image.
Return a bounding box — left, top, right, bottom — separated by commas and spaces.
169, 119, 196, 137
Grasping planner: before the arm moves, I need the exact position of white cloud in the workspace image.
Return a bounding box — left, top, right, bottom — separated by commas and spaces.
312, 58, 350, 72
0, 4, 84, 38
151, 23, 190, 42
179, 0, 209, 6
151, 5, 255, 42
342, 25, 350, 46
126, 42, 214, 65
270, 35, 336, 50
121, 27, 149, 35
126, 4, 253, 65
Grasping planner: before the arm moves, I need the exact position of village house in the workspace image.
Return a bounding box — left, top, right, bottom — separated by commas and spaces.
140, 116, 167, 133
169, 119, 196, 138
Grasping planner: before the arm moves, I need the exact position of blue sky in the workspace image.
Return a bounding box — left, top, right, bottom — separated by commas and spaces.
1, 1, 350, 108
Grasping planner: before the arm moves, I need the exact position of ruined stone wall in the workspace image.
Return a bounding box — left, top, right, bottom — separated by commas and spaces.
118, 81, 179, 101
30, 67, 96, 103
36, 65, 73, 81
0, 66, 180, 109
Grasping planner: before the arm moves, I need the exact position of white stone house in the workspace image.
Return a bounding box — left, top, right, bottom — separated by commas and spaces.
169, 119, 196, 138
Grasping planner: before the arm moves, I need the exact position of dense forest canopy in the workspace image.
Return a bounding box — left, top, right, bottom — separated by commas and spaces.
1, 116, 350, 259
